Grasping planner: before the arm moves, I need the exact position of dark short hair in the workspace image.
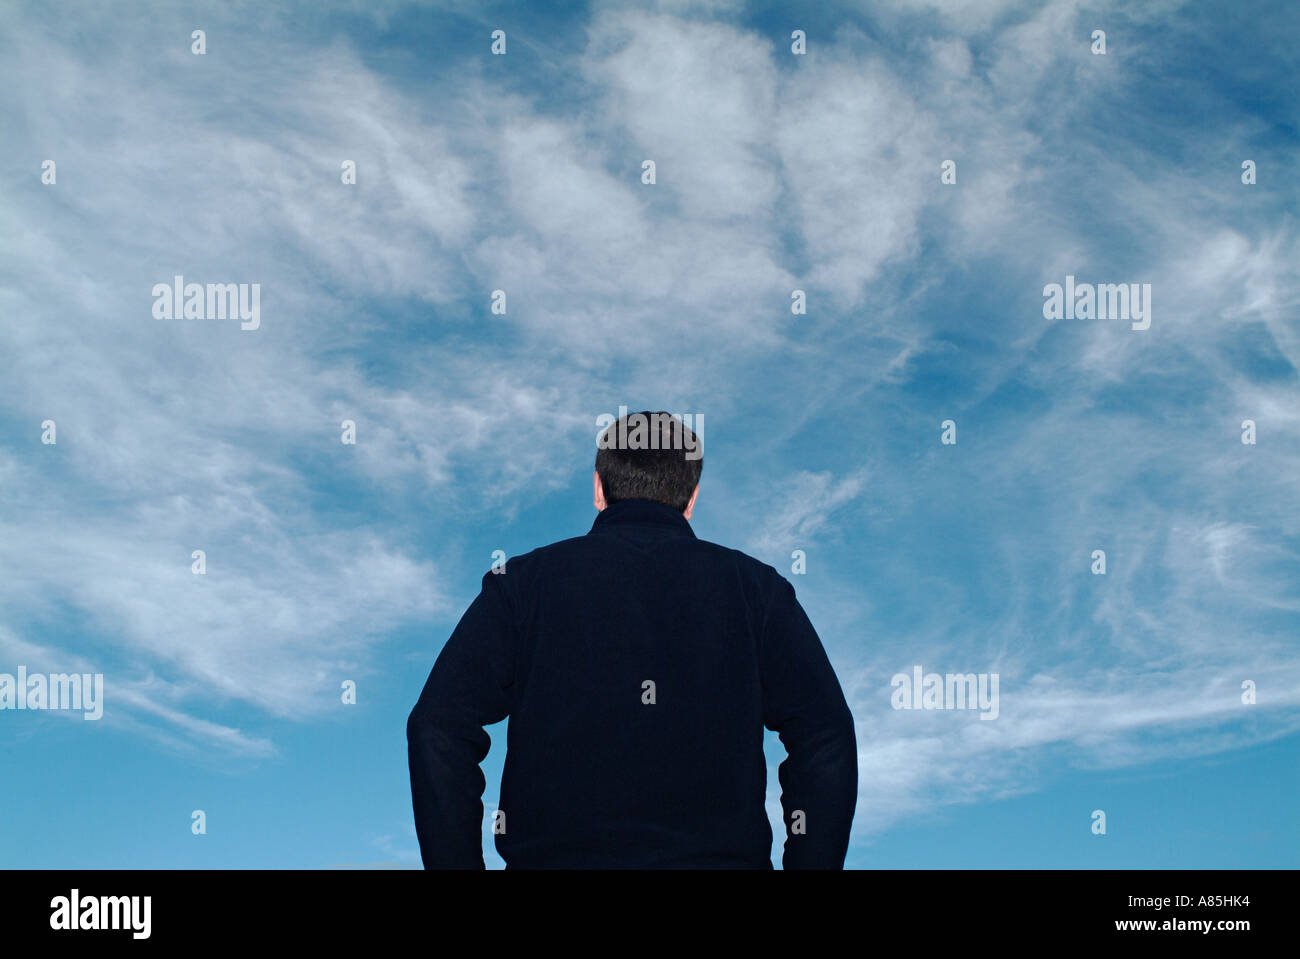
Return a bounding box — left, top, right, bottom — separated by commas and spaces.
595, 411, 703, 512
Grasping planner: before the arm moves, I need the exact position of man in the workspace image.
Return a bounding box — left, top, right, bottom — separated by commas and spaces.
406, 410, 858, 868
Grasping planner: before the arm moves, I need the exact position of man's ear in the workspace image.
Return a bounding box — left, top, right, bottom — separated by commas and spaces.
682, 484, 699, 520
593, 470, 607, 512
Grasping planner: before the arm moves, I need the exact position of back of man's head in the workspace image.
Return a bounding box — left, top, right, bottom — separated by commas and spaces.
595, 411, 703, 512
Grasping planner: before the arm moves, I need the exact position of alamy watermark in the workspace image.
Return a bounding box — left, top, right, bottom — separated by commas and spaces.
50, 889, 150, 939
0, 666, 103, 720
595, 406, 703, 460
890, 665, 999, 720
152, 275, 260, 330
1043, 274, 1150, 331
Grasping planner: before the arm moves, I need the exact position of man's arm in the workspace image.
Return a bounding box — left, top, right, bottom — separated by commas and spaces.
759, 574, 858, 869
406, 570, 516, 869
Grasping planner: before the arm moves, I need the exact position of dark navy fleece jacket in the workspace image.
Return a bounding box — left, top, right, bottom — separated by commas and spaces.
406, 497, 858, 869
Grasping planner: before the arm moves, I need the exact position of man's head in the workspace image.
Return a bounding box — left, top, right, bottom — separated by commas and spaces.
594, 411, 702, 518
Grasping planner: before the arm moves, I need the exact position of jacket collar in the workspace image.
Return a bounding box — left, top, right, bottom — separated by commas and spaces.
589, 498, 696, 537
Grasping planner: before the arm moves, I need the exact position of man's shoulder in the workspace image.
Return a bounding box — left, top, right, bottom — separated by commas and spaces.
503, 533, 593, 566
502, 531, 785, 586
486, 534, 593, 585
692, 536, 785, 581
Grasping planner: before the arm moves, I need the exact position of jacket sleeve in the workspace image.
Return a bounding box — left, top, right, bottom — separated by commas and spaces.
407, 570, 517, 869
758, 573, 858, 869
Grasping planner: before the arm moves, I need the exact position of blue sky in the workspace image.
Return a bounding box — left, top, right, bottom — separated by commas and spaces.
1, 0, 1297, 868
